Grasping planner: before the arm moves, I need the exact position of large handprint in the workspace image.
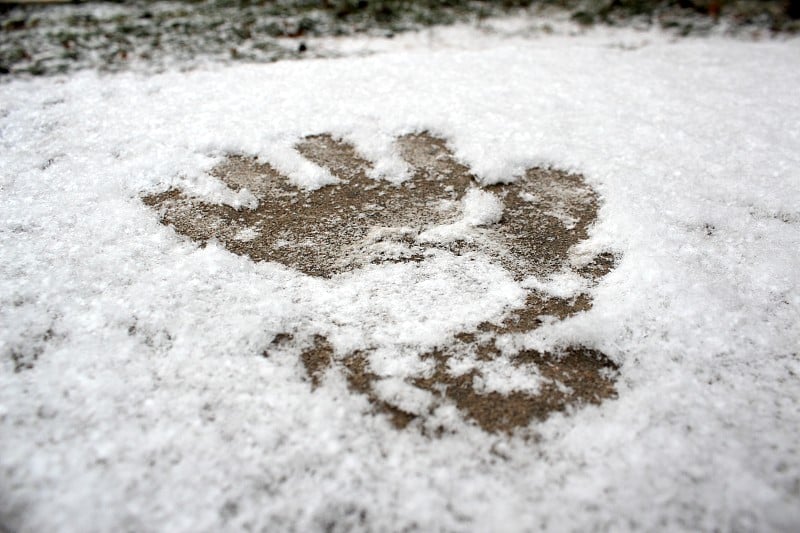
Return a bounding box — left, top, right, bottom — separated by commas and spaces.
144, 132, 618, 433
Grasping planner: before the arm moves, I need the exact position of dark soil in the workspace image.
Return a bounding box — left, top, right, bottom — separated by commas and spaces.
144, 132, 601, 279
144, 131, 619, 433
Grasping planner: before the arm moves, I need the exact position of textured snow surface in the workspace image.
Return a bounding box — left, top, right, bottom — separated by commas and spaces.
2, 21, 800, 533
417, 188, 504, 243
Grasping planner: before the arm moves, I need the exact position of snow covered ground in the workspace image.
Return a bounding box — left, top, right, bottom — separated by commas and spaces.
1, 17, 799, 533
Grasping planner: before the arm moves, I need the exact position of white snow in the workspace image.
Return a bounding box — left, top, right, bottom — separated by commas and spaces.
522, 268, 592, 299
417, 188, 504, 243
233, 227, 259, 242
462, 188, 504, 226
2, 16, 800, 533
373, 377, 436, 416
470, 358, 543, 396
314, 253, 524, 354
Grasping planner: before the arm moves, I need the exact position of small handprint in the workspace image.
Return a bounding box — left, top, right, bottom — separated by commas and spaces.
144, 132, 618, 433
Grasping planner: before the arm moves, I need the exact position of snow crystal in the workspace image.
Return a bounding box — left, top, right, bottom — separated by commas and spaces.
470, 358, 543, 396
462, 188, 504, 226
373, 377, 436, 415
522, 269, 591, 299
417, 188, 504, 243
232, 227, 259, 242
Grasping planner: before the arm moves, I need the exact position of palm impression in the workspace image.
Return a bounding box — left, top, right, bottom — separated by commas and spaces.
144, 132, 618, 433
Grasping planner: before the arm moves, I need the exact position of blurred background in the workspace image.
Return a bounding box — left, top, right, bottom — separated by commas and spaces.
2, 0, 799, 76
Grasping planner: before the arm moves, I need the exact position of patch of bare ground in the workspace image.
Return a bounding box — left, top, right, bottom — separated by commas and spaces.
143, 132, 619, 433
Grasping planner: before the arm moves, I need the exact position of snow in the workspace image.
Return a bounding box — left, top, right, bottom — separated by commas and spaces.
417, 188, 504, 243
522, 269, 591, 299
373, 377, 436, 416
462, 188, 504, 226
2, 18, 800, 533
315, 253, 524, 354
470, 358, 543, 396
232, 227, 259, 242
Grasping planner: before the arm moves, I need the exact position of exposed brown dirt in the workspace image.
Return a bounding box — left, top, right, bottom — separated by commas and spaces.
143, 132, 601, 280
299, 334, 331, 389
415, 346, 617, 434
143, 132, 619, 433
341, 350, 419, 430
